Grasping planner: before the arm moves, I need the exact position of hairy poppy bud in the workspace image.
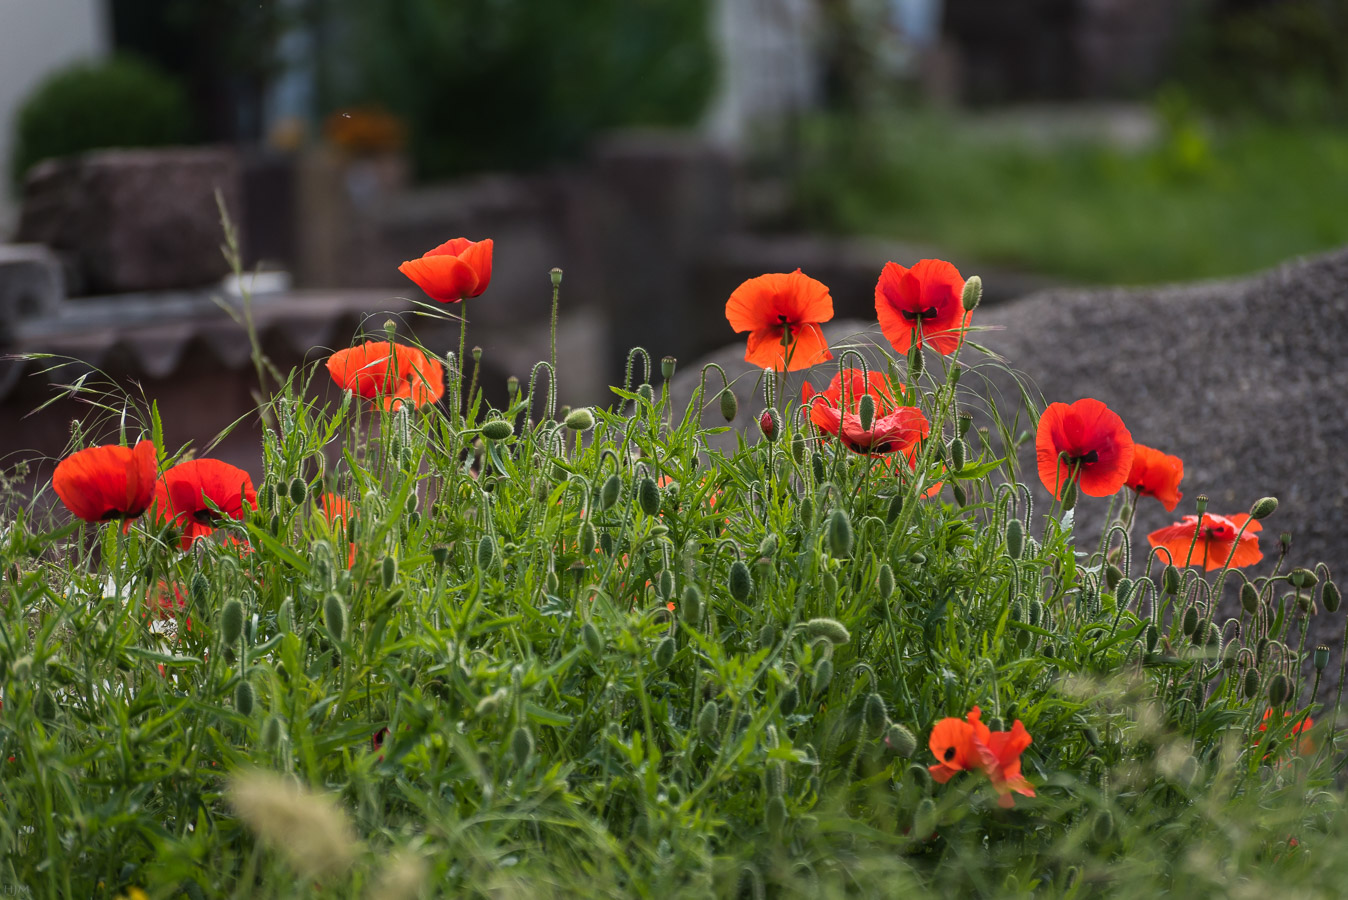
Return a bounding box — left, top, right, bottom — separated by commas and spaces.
1239, 582, 1259, 614
886, 494, 904, 524
261, 714, 284, 750
759, 408, 780, 442
961, 275, 983, 312
1115, 578, 1132, 605
914, 798, 937, 840
1005, 519, 1024, 560
728, 560, 753, 601
653, 636, 676, 669
1029, 600, 1045, 627
757, 534, 779, 559
765, 794, 788, 837
1315, 645, 1330, 671
1104, 564, 1123, 590
637, 477, 661, 517
1290, 568, 1318, 589
805, 617, 851, 646
885, 723, 916, 758
1256, 637, 1271, 665
947, 363, 962, 386
481, 419, 513, 441
1145, 623, 1159, 653
234, 679, 255, 716
660, 356, 676, 379
323, 593, 347, 643
511, 725, 534, 768
827, 509, 853, 557
1181, 606, 1199, 637
221, 598, 245, 646
1092, 810, 1114, 843
682, 585, 704, 626
288, 477, 307, 505
477, 535, 497, 570
564, 407, 595, 431
1250, 496, 1278, 520
558, 405, 572, 421
381, 555, 397, 590
779, 685, 799, 716
1161, 565, 1180, 595
1323, 580, 1341, 613
1268, 673, 1289, 706
811, 453, 826, 483
949, 437, 966, 472
582, 622, 604, 657
790, 432, 807, 465
718, 388, 738, 422
698, 701, 719, 741
656, 569, 675, 600
812, 658, 834, 695
858, 394, 876, 432
550, 267, 563, 287
799, 496, 815, 529
758, 622, 776, 649
877, 564, 895, 600
598, 473, 622, 511
1243, 668, 1260, 699
952, 483, 967, 507
821, 569, 838, 599
864, 693, 888, 733
1222, 641, 1239, 669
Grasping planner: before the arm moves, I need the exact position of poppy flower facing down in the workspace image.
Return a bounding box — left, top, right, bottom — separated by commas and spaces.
1035, 399, 1134, 500
148, 459, 257, 549
1148, 512, 1262, 571
327, 341, 445, 411
52, 440, 158, 523
1125, 444, 1184, 512
928, 706, 1035, 808
875, 259, 970, 355
725, 270, 834, 371
398, 237, 493, 303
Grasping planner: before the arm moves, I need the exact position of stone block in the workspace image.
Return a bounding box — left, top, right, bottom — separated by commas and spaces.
0, 244, 64, 341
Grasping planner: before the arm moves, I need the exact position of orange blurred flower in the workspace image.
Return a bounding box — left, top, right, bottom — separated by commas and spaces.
1148, 513, 1262, 571
928, 706, 1035, 808
327, 340, 445, 412
52, 440, 158, 523
1259, 708, 1315, 756
725, 270, 834, 371
1035, 399, 1134, 501
399, 237, 493, 304
1125, 444, 1184, 512
874, 259, 969, 355
320, 493, 358, 568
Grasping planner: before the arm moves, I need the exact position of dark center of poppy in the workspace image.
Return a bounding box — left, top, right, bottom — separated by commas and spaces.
192, 509, 218, 526
943, 746, 956, 761
99, 508, 131, 522
900, 306, 940, 322
1067, 450, 1099, 467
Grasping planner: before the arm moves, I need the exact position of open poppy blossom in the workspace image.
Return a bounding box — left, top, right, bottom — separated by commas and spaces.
875, 259, 970, 356
1035, 398, 1134, 501
327, 340, 445, 411
928, 706, 1035, 808
725, 269, 834, 371
1148, 512, 1262, 571
1125, 444, 1184, 512
398, 237, 493, 303
802, 369, 898, 434
812, 405, 931, 457
52, 440, 158, 523
147, 459, 257, 549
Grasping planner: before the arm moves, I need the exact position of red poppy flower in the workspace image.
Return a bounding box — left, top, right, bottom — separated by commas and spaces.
398, 237, 493, 303
928, 707, 988, 784
147, 459, 257, 549
725, 270, 834, 371
812, 405, 931, 457
1148, 512, 1262, 571
875, 259, 970, 355
146, 580, 191, 634
320, 493, 358, 568
52, 440, 158, 523
327, 340, 445, 411
1259, 709, 1315, 756
1125, 444, 1184, 512
929, 706, 1034, 808
802, 369, 898, 434
1035, 399, 1134, 500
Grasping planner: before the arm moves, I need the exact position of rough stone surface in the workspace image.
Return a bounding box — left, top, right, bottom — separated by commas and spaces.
15, 147, 241, 294
0, 244, 63, 341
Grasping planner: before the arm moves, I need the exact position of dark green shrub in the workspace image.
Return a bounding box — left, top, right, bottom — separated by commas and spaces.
10, 55, 190, 184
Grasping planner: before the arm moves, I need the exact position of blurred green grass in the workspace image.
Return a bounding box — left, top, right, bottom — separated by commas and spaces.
796, 114, 1348, 285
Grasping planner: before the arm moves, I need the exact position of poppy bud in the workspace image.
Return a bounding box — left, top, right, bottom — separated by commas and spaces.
757, 622, 776, 649
885, 723, 916, 758
907, 344, 924, 380
1249, 496, 1278, 520
759, 408, 781, 442
857, 394, 876, 432
221, 598, 245, 646
288, 477, 307, 505
653, 636, 676, 669
1005, 519, 1024, 560
1256, 636, 1271, 665
653, 569, 674, 601
578, 521, 597, 557
582, 622, 604, 657
718, 388, 738, 422
660, 356, 676, 379
961, 275, 983, 312
261, 714, 284, 751
877, 564, 895, 600
949, 437, 966, 472
698, 701, 719, 741
637, 477, 661, 517
821, 569, 838, 599
1323, 580, 1341, 613
914, 798, 937, 840
812, 658, 834, 695
278, 598, 294, 634
234, 679, 255, 716
1145, 623, 1159, 653
765, 760, 786, 797
481, 419, 513, 441
1194, 494, 1208, 517
598, 473, 622, 511
810, 453, 826, 483
886, 494, 904, 524
864, 693, 888, 733
565, 407, 595, 431
987, 716, 1005, 732
381, 555, 397, 590
431, 546, 450, 568
827, 509, 853, 558
1061, 480, 1077, 511
511, 725, 534, 768
790, 432, 807, 465
323, 592, 347, 644
947, 363, 962, 386
682, 585, 704, 626
506, 375, 519, 398
1092, 810, 1114, 843
765, 794, 788, 838
1104, 564, 1123, 590
952, 483, 967, 507
799, 496, 816, 530
558, 404, 572, 421
1115, 578, 1132, 605
1268, 673, 1289, 706
476, 535, 497, 571
910, 552, 927, 565
1181, 606, 1199, 637
1222, 641, 1239, 668
728, 560, 753, 602
779, 685, 799, 716
1030, 600, 1044, 627
804, 618, 850, 646
757, 534, 778, 559
1243, 668, 1260, 699
1290, 568, 1318, 589
600, 532, 614, 554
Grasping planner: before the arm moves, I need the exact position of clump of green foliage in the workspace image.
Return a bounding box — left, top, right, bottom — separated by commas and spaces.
10, 55, 190, 185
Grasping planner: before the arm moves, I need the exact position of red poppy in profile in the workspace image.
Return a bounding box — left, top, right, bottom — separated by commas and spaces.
1125, 444, 1184, 512
928, 706, 1034, 808
327, 340, 445, 411
52, 440, 158, 523
147, 459, 257, 549
398, 237, 493, 303
1035, 399, 1134, 500
875, 259, 970, 355
1148, 512, 1262, 571
725, 270, 834, 371
802, 369, 898, 434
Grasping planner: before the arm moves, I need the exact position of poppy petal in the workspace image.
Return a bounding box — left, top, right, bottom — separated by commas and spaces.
399, 254, 480, 303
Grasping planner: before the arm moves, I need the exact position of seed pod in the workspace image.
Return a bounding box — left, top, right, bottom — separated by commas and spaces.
1290, 568, 1318, 589
885, 723, 916, 757
791, 432, 807, 465
637, 477, 661, 516
653, 636, 676, 669
799, 496, 815, 529
476, 536, 496, 571
864, 693, 888, 733
1268, 673, 1289, 706
578, 521, 597, 557
961, 275, 983, 312
827, 509, 853, 558
564, 407, 595, 431
757, 622, 776, 649
582, 622, 604, 657
381, 555, 397, 590
234, 680, 255, 716
1314, 645, 1330, 671
682, 585, 704, 626
481, 419, 514, 441
877, 564, 895, 600
323, 593, 348, 643
759, 408, 781, 442
805, 618, 851, 645
779, 685, 799, 716
1250, 496, 1279, 520
886, 494, 904, 524
718, 388, 738, 422
1324, 581, 1342, 613
949, 438, 966, 472
288, 477, 307, 505
765, 795, 788, 837
261, 714, 284, 750
698, 701, 719, 741
812, 659, 834, 695
1181, 606, 1199, 637
221, 598, 245, 646
660, 356, 676, 379
1005, 519, 1024, 560
511, 725, 534, 768
1243, 668, 1260, 699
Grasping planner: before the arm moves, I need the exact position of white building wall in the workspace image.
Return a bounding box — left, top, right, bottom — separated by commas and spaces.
0, 0, 108, 235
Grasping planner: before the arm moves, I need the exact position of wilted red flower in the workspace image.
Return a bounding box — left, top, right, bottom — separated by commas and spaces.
801, 369, 898, 434
52, 440, 158, 523
1148, 512, 1262, 571
928, 706, 1035, 808
875, 259, 970, 356
327, 340, 445, 411
1035, 399, 1134, 500
1125, 444, 1184, 512
147, 459, 257, 549
398, 237, 493, 303
725, 270, 834, 371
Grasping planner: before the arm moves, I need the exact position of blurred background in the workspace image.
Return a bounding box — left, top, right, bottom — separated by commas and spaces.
2, 0, 1347, 474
